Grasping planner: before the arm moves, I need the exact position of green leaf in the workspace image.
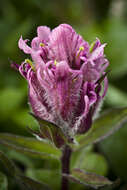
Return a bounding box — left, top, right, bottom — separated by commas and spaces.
0, 151, 18, 177
65, 168, 112, 189
99, 122, 127, 181
106, 84, 127, 107
0, 133, 61, 160
75, 107, 127, 150
71, 146, 108, 176
17, 175, 50, 190
26, 168, 60, 189
79, 153, 108, 176
7, 151, 35, 168
0, 151, 50, 190
0, 172, 8, 190
71, 145, 93, 169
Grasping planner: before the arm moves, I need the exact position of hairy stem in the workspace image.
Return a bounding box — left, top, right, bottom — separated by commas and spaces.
61, 145, 72, 190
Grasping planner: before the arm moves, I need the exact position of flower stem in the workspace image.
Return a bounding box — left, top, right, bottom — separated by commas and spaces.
61, 145, 72, 190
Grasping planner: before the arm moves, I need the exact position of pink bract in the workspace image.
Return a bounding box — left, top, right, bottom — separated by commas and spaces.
16, 24, 109, 137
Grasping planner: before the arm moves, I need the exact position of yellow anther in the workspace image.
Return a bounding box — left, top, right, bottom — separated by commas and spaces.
54, 60, 57, 65
25, 59, 35, 71
25, 59, 32, 65
77, 46, 84, 58
79, 46, 84, 51
40, 42, 45, 47
72, 77, 77, 83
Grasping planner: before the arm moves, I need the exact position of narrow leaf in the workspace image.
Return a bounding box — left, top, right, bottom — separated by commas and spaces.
106, 84, 127, 107
65, 168, 112, 189
0, 151, 50, 190
0, 151, 18, 176
0, 172, 8, 190
26, 168, 60, 189
17, 175, 50, 190
0, 133, 61, 160
76, 107, 127, 150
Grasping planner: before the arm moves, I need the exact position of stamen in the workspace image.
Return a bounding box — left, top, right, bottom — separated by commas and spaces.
72, 77, 77, 83
54, 60, 57, 65
25, 59, 35, 71
77, 46, 84, 58
40, 42, 45, 47
79, 46, 84, 51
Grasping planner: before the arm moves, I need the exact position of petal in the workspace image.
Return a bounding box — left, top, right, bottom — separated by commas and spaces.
84, 95, 90, 116
89, 43, 106, 61
95, 58, 109, 73
89, 91, 97, 105
38, 61, 83, 124
19, 62, 31, 79
102, 76, 108, 98
31, 26, 50, 50
31, 50, 45, 69
83, 82, 97, 106
37, 65, 54, 90
90, 38, 101, 52
37, 26, 51, 41
92, 76, 108, 119
74, 95, 92, 133
73, 81, 98, 133
18, 36, 31, 54
11, 62, 19, 71
77, 111, 92, 134
54, 61, 83, 121
31, 37, 41, 51
81, 62, 99, 82
28, 72, 53, 121
48, 24, 85, 65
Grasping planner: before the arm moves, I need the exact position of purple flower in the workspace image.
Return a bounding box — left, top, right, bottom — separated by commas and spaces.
14, 24, 109, 145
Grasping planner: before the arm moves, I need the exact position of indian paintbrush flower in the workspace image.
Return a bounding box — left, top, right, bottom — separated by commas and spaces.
13, 24, 109, 147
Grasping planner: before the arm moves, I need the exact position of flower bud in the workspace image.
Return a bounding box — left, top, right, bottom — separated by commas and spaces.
14, 24, 109, 147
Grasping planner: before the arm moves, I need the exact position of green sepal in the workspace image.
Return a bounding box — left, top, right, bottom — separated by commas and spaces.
30, 113, 74, 148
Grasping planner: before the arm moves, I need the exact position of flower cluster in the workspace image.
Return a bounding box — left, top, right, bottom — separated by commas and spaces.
13, 24, 109, 145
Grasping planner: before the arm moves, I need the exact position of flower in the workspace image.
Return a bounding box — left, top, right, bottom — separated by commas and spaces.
13, 24, 109, 146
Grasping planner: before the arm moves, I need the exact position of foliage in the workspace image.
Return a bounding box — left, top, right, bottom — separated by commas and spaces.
0, 107, 127, 189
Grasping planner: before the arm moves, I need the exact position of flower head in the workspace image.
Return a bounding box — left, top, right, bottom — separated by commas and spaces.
14, 24, 109, 147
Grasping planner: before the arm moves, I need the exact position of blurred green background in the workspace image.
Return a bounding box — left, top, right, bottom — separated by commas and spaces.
1, 0, 127, 189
